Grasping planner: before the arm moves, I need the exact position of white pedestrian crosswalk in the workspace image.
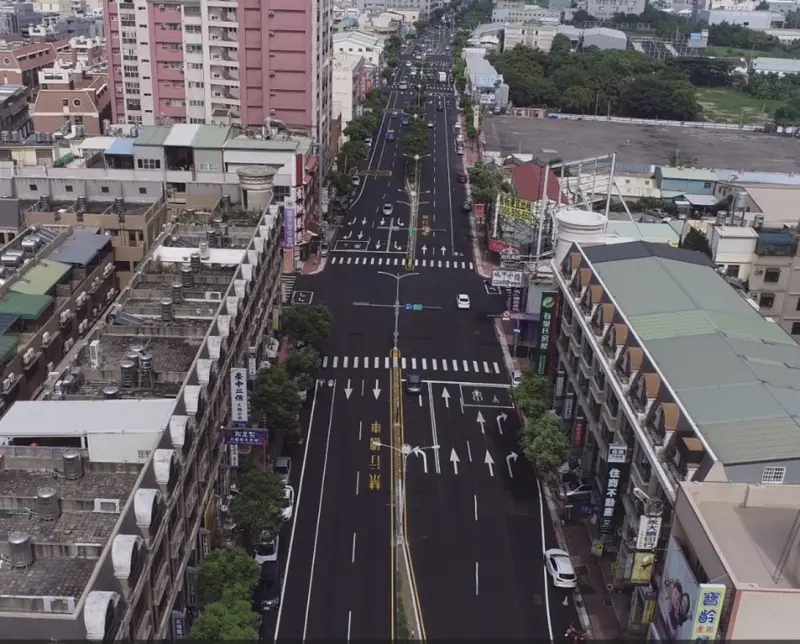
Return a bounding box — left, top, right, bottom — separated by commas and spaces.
281, 275, 296, 304
329, 255, 474, 270
320, 354, 502, 375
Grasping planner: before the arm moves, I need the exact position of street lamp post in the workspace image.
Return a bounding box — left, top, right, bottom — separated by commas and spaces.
377, 271, 419, 349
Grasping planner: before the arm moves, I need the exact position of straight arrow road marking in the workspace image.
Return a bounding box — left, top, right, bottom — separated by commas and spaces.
484, 450, 495, 477
476, 411, 486, 434
496, 412, 508, 435
373, 380, 382, 400
450, 447, 459, 474
344, 380, 353, 399
506, 451, 518, 479
441, 387, 450, 408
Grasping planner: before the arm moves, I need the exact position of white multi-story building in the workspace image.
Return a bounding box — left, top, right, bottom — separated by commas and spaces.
503, 22, 558, 52
332, 52, 365, 135
333, 30, 384, 66
492, 5, 560, 24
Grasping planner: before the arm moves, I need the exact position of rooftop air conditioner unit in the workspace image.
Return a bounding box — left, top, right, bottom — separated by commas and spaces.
103, 263, 113, 277
78, 320, 88, 334
64, 338, 74, 353
59, 310, 72, 326
2, 373, 15, 393
41, 331, 52, 347
22, 348, 34, 365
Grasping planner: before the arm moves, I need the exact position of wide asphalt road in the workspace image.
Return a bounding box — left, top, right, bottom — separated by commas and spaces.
271, 37, 580, 643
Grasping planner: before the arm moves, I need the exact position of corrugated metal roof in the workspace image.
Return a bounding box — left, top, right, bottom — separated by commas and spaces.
0, 291, 52, 320
658, 167, 718, 182
78, 136, 116, 151
586, 242, 800, 464
0, 335, 18, 366
605, 222, 679, 244
163, 124, 201, 147
10, 260, 70, 296
190, 125, 231, 149
133, 126, 171, 147
105, 138, 135, 156
47, 243, 97, 266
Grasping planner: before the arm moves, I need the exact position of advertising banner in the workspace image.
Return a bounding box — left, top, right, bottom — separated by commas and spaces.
223, 427, 268, 446
491, 269, 524, 288
656, 536, 702, 642
474, 202, 485, 223
229, 368, 248, 425
631, 551, 656, 584
479, 92, 495, 105
510, 287, 522, 313
691, 584, 726, 641
598, 444, 628, 536
636, 515, 663, 551
283, 198, 296, 249
536, 292, 556, 376
474, 73, 503, 88
572, 416, 585, 449
499, 194, 535, 222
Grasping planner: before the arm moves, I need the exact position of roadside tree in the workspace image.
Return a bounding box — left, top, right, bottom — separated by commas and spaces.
285, 345, 322, 393
329, 170, 352, 198
519, 413, 569, 476
510, 370, 550, 420
251, 366, 302, 441
230, 467, 288, 543
281, 304, 332, 346
188, 588, 259, 641
196, 548, 260, 609
679, 228, 713, 258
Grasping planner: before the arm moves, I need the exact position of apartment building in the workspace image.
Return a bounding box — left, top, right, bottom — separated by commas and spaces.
333, 30, 384, 66
503, 22, 557, 52
332, 52, 365, 134
0, 123, 319, 278
0, 170, 284, 639
27, 13, 104, 40
104, 0, 332, 165
491, 5, 560, 24
0, 85, 32, 137
578, 0, 645, 18
31, 60, 111, 135
0, 40, 69, 95
66, 35, 106, 66
553, 240, 800, 630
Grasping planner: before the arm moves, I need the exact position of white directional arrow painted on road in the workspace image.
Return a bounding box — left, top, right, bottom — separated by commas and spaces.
396, 219, 404, 227
375, 241, 382, 250
394, 242, 402, 251
347, 217, 356, 226
496, 412, 508, 435
413, 447, 428, 474
440, 245, 447, 255
343, 231, 352, 240
484, 450, 495, 477
441, 387, 450, 408
361, 217, 368, 225
372, 380, 382, 400
344, 379, 353, 400
357, 230, 364, 240
476, 410, 486, 434
380, 218, 386, 226
506, 451, 518, 479
421, 245, 428, 255
450, 448, 460, 475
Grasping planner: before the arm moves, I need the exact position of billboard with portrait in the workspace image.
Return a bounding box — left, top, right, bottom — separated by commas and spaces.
655, 536, 699, 643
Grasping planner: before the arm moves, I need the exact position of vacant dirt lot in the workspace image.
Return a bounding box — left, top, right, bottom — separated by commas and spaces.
482, 116, 800, 172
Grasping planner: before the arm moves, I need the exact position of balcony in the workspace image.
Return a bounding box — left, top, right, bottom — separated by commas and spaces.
569, 331, 582, 355
210, 70, 238, 85
135, 610, 153, 641
602, 399, 620, 433
589, 373, 606, 403
666, 434, 704, 485
579, 349, 593, 379
562, 311, 574, 336
630, 455, 652, 491
152, 558, 170, 605
209, 47, 238, 65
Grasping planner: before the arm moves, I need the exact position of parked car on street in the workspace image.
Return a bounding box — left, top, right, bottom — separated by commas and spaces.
545, 549, 578, 589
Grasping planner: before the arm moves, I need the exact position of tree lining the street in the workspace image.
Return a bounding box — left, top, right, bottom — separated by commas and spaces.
467, 163, 508, 210
230, 466, 288, 543
281, 304, 332, 347
251, 366, 302, 442
196, 548, 261, 610
188, 586, 259, 640
285, 345, 322, 393
511, 370, 569, 476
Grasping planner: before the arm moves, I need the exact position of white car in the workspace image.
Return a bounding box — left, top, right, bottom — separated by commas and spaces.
427, 121, 434, 128
456, 294, 471, 309
351, 175, 361, 187
545, 548, 578, 589
511, 370, 523, 386
283, 485, 295, 521
364, 136, 373, 148
382, 203, 394, 216
254, 534, 279, 565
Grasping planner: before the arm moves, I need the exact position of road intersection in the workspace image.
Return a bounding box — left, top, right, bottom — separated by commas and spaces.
270, 39, 580, 643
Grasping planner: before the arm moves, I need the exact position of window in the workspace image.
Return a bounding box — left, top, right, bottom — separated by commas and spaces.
72, 98, 82, 107
137, 158, 161, 169
703, 182, 712, 189
28, 184, 38, 192
761, 466, 786, 484
65, 185, 73, 192
62, 98, 69, 107
725, 264, 740, 278
760, 293, 775, 309
101, 186, 110, 193
764, 268, 781, 283
793, 322, 800, 335
139, 187, 147, 195
796, 298, 800, 311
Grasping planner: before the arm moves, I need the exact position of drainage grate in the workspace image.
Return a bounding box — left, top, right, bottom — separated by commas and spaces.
603, 598, 614, 608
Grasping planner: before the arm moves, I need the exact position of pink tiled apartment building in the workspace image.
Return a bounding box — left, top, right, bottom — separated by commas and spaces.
104, 0, 332, 152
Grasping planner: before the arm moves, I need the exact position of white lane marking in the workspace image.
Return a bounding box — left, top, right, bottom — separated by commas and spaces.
354, 258, 360, 265
343, 356, 349, 368
352, 532, 357, 563
354, 357, 359, 368
474, 494, 478, 521
411, 358, 417, 370
323, 356, 329, 368
494, 363, 501, 374
472, 360, 479, 372
371, 257, 375, 265
356, 470, 360, 494
385, 357, 390, 368
469, 262, 474, 270
483, 361, 490, 373
442, 360, 448, 371
347, 257, 352, 264
274, 382, 321, 640
475, 562, 480, 596
347, 611, 352, 642
402, 357, 407, 369
432, 358, 437, 371
415, 259, 420, 266
421, 358, 427, 370
333, 356, 339, 368
446, 260, 450, 268
467, 440, 473, 462
375, 357, 381, 368
452, 360, 458, 371
438, 260, 442, 268
463, 360, 469, 371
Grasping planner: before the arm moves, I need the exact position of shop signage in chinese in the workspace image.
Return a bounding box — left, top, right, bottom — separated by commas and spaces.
510, 288, 522, 313
562, 390, 575, 421
223, 427, 268, 446
691, 584, 727, 642
636, 515, 662, 551
536, 292, 556, 376
572, 416, 585, 449
229, 368, 248, 426
283, 198, 297, 249
598, 444, 628, 536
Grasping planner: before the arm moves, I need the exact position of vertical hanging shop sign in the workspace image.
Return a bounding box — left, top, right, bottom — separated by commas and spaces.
283, 198, 297, 249
598, 444, 629, 536
536, 292, 556, 376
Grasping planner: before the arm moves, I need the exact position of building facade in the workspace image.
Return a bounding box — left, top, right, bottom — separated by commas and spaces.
332, 52, 365, 135
104, 0, 332, 162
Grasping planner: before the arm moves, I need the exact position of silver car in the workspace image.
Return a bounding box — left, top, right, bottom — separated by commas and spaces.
273, 456, 292, 483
